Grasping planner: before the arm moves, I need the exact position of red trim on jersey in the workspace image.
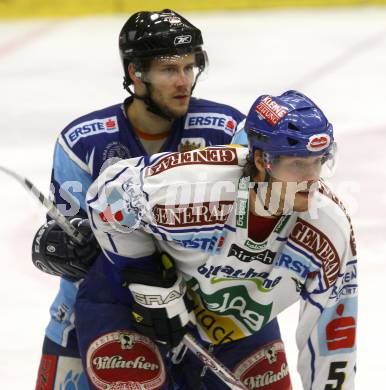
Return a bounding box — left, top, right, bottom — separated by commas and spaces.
133, 127, 170, 141
35, 354, 57, 390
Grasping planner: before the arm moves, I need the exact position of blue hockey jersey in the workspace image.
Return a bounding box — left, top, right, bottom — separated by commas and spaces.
45, 96, 245, 347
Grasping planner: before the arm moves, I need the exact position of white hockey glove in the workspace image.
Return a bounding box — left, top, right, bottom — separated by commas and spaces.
122, 253, 194, 348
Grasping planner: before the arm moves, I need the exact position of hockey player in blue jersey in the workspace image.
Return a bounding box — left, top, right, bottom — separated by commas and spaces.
31, 9, 288, 390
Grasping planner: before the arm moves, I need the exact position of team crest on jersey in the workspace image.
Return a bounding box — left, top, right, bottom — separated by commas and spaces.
64, 117, 119, 147
185, 113, 236, 136
99, 182, 150, 233
178, 137, 206, 152
102, 141, 131, 161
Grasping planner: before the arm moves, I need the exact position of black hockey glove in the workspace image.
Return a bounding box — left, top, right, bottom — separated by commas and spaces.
122, 253, 195, 348
32, 218, 100, 281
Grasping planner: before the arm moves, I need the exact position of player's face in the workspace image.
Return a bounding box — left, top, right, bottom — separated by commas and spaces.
253, 152, 323, 214
269, 155, 322, 212
146, 54, 197, 118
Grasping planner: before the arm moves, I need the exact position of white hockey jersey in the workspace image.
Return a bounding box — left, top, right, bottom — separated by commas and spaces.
86, 146, 357, 390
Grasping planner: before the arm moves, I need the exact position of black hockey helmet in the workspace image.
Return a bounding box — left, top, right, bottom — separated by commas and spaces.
119, 9, 208, 88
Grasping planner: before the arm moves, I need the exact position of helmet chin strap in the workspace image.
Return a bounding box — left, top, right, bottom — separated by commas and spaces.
124, 77, 174, 122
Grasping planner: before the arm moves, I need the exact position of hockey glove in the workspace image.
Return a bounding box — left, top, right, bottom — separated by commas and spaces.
32, 218, 100, 281
123, 253, 194, 348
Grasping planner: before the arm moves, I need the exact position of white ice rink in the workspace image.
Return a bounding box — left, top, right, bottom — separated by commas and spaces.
1, 7, 385, 389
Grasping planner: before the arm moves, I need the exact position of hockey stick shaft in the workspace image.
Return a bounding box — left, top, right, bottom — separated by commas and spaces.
0, 165, 246, 389
0, 165, 87, 245
182, 333, 247, 389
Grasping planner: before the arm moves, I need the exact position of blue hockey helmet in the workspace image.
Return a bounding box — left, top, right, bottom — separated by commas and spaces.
246, 90, 334, 160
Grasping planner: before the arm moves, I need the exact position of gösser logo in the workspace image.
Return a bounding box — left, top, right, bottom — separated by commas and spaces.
174, 35, 192, 45
306, 133, 331, 152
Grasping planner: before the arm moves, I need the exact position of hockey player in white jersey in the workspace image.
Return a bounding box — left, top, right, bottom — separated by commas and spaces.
80, 90, 357, 389
29, 8, 272, 390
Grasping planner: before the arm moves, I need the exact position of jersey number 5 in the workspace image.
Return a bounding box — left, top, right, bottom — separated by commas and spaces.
324, 361, 347, 390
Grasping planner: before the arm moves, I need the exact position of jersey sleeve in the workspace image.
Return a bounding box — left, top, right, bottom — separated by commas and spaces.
223, 108, 246, 145
86, 156, 158, 270
49, 135, 93, 219
294, 213, 357, 389
231, 118, 248, 146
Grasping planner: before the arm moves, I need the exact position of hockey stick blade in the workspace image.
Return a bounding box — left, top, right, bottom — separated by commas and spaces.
0, 165, 86, 245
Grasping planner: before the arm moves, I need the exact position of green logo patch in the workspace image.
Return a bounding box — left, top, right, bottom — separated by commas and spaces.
198, 285, 272, 333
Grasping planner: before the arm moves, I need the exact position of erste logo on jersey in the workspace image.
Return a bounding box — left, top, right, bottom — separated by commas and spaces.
174, 234, 225, 253
255, 96, 289, 126
275, 252, 310, 279
185, 112, 236, 135
65, 116, 119, 147
289, 218, 340, 287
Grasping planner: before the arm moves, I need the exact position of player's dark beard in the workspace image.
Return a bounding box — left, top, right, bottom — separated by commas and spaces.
155, 102, 187, 120
149, 87, 191, 120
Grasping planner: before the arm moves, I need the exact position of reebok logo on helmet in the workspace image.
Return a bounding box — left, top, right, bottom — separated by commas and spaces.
174, 35, 192, 45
